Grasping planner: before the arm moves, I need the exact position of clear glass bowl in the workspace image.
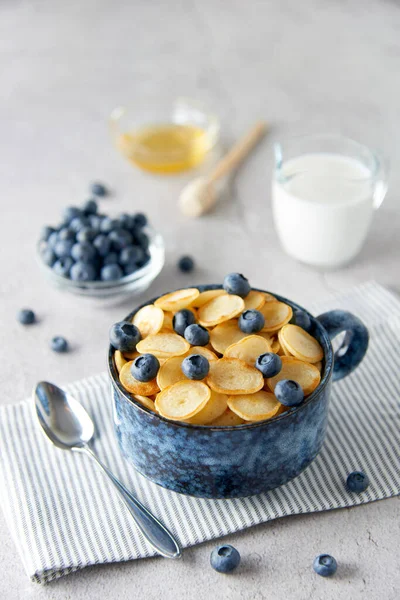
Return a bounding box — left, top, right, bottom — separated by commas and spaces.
110, 97, 220, 174
37, 227, 165, 299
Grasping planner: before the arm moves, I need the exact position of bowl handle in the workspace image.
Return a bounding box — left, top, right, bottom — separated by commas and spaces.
316, 310, 369, 382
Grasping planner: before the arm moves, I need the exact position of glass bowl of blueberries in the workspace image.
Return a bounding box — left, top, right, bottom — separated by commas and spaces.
37, 189, 165, 298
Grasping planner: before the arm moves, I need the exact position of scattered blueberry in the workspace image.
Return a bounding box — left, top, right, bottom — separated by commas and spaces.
178, 255, 195, 273
41, 247, 57, 267
274, 379, 304, 407
103, 252, 119, 265
119, 245, 145, 266
70, 261, 97, 281
63, 206, 81, 223
82, 199, 98, 215
76, 227, 97, 243
53, 256, 74, 278
173, 309, 196, 336
54, 239, 74, 259
133, 213, 147, 228
255, 352, 282, 378
108, 228, 133, 251
223, 273, 250, 298
239, 309, 265, 334
131, 353, 160, 382
93, 234, 112, 257
58, 227, 75, 242
210, 545, 241, 573
181, 354, 209, 380
109, 321, 141, 352
40, 226, 56, 241
17, 309, 35, 325
294, 309, 312, 332
51, 336, 69, 353
100, 264, 124, 281
313, 554, 337, 577
90, 182, 108, 197
71, 242, 97, 263
184, 324, 210, 346
346, 471, 370, 493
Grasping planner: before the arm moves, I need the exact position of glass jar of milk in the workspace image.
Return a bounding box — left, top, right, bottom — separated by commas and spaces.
272, 135, 388, 268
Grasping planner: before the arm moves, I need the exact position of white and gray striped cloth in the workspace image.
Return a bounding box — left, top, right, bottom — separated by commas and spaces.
0, 281, 399, 584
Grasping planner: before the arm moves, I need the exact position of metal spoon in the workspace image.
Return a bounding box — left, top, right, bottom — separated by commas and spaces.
33, 381, 181, 559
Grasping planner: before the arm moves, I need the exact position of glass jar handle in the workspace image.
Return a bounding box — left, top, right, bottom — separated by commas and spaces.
373, 155, 389, 210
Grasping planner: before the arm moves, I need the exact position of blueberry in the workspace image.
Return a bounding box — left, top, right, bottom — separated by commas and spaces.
76, 227, 97, 243
51, 336, 69, 353
17, 309, 35, 325
52, 256, 74, 278
294, 309, 312, 332
223, 273, 250, 298
255, 352, 282, 377
184, 324, 209, 346
313, 554, 337, 577
82, 199, 98, 215
131, 353, 160, 382
274, 379, 304, 407
118, 213, 134, 230
137, 252, 150, 268
70, 216, 91, 232
210, 545, 241, 573
173, 309, 196, 336
70, 261, 97, 281
58, 227, 75, 242
109, 321, 141, 352
124, 262, 138, 276
41, 246, 57, 267
54, 239, 74, 259
88, 214, 103, 230
133, 212, 147, 228
178, 255, 194, 273
100, 217, 118, 234
346, 471, 370, 493
103, 252, 119, 265
108, 228, 133, 251
133, 230, 149, 250
90, 182, 108, 197
181, 354, 209, 380
71, 242, 97, 263
93, 234, 112, 257
119, 245, 145, 266
239, 309, 265, 334
100, 264, 123, 281
63, 206, 82, 223
40, 225, 56, 241
48, 231, 60, 248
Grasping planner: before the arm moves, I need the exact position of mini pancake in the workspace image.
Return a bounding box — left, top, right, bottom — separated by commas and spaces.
155, 288, 200, 311
260, 301, 293, 333
190, 289, 226, 308
136, 332, 190, 358
162, 311, 174, 331
122, 350, 140, 360
270, 337, 281, 354
280, 324, 324, 363
156, 356, 187, 390
243, 290, 266, 311
155, 380, 211, 420
266, 356, 321, 396
133, 395, 156, 411
198, 294, 245, 327
185, 391, 228, 425
131, 304, 164, 338
210, 409, 245, 426
224, 335, 272, 366
114, 350, 127, 373
277, 329, 293, 356
263, 292, 277, 303
186, 345, 219, 361
227, 391, 280, 422
207, 358, 264, 395
209, 320, 249, 354
119, 362, 160, 395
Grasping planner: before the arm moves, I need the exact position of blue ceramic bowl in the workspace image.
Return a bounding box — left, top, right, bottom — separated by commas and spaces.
108, 286, 369, 499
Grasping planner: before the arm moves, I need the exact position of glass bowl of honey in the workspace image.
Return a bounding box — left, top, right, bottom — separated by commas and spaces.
110, 97, 220, 175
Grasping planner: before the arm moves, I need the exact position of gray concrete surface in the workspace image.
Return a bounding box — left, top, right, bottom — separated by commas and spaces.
1, 1, 400, 598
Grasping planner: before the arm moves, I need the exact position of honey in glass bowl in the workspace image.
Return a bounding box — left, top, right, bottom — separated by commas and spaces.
110, 98, 220, 175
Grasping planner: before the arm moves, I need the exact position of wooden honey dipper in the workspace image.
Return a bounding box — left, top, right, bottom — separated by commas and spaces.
179, 121, 267, 217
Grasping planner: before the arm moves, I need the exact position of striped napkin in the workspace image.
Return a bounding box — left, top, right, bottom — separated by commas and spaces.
0, 281, 399, 584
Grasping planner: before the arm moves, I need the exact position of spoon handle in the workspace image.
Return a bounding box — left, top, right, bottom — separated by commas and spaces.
82, 445, 181, 559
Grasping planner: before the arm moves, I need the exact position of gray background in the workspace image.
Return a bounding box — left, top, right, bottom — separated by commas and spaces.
1, 1, 399, 599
